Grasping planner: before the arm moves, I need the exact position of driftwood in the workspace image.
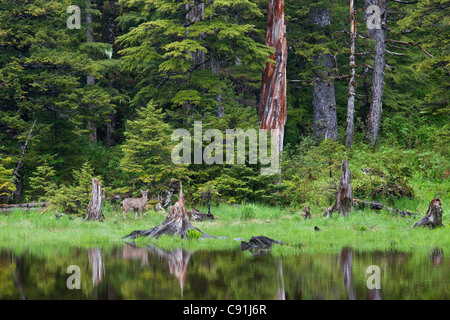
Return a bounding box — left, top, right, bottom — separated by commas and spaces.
240, 236, 283, 253
123, 183, 224, 240
84, 178, 104, 222
412, 198, 444, 229
188, 207, 215, 221
354, 199, 417, 218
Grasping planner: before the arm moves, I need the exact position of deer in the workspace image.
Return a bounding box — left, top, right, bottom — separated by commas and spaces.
122, 189, 149, 220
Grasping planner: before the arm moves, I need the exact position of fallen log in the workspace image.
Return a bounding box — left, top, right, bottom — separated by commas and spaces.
188, 207, 215, 221
240, 236, 283, 252
412, 197, 443, 229
354, 199, 417, 218
123, 183, 224, 240
0, 202, 47, 212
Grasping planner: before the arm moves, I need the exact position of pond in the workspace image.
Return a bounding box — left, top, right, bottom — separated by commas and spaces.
0, 244, 448, 300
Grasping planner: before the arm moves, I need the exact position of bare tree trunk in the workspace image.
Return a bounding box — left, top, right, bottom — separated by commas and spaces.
85, 178, 104, 221
412, 198, 444, 229
311, 9, 338, 141
328, 159, 352, 217
365, 0, 387, 147
86, 0, 97, 144
259, 0, 287, 156
345, 0, 357, 148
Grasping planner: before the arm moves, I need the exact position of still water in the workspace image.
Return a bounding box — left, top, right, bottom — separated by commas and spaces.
0, 244, 448, 300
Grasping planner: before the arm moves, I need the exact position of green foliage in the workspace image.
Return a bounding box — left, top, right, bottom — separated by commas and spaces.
45, 161, 99, 214
240, 205, 256, 221
0, 156, 15, 201
120, 101, 189, 194
28, 162, 57, 201
186, 228, 202, 241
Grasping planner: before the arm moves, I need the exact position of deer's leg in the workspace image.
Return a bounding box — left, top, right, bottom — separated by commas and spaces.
123, 209, 128, 220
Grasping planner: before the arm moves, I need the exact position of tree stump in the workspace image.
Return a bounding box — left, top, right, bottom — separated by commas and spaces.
326, 159, 352, 217
123, 183, 223, 240
85, 178, 104, 222
412, 198, 444, 229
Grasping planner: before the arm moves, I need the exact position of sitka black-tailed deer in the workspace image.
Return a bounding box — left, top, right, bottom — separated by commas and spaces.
122, 189, 149, 220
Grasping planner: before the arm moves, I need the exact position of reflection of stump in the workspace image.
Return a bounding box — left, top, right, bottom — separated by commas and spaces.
339, 248, 356, 300
85, 178, 104, 222
88, 248, 104, 286
123, 183, 223, 240
143, 245, 191, 297
430, 248, 443, 267
412, 198, 444, 229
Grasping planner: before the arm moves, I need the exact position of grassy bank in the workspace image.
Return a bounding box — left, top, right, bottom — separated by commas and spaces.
0, 197, 448, 255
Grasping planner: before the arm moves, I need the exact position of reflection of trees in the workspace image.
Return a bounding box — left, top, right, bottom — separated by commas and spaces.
275, 259, 285, 300
339, 247, 356, 300
88, 248, 104, 286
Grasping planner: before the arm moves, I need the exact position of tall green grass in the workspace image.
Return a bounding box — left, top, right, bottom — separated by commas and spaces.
0, 198, 448, 255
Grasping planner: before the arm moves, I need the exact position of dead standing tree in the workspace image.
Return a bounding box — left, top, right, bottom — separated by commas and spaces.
325, 159, 353, 217
123, 182, 223, 240
259, 0, 288, 159
85, 178, 104, 222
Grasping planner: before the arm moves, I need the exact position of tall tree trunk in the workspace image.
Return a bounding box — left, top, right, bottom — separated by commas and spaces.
259, 0, 287, 157
311, 9, 338, 141
86, 0, 97, 144
365, 0, 387, 147
345, 0, 357, 148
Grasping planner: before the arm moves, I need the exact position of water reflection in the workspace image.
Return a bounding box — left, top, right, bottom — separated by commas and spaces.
0, 245, 448, 300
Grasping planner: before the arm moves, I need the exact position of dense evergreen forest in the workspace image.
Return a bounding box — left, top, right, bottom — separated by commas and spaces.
0, 0, 448, 213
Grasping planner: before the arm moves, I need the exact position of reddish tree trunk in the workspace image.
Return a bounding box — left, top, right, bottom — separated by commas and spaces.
259, 0, 287, 156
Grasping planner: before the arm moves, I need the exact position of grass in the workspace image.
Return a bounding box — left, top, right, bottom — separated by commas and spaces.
0, 197, 448, 256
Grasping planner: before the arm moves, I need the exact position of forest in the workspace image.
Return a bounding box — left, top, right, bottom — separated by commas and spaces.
0, 0, 448, 223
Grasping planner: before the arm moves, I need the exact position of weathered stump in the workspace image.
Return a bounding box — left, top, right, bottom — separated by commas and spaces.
412, 198, 444, 229
326, 159, 352, 217
123, 183, 223, 240
85, 178, 104, 222
303, 206, 311, 219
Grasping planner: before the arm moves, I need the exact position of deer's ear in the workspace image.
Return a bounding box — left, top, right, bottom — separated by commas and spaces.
140, 189, 143, 193
146, 189, 149, 193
